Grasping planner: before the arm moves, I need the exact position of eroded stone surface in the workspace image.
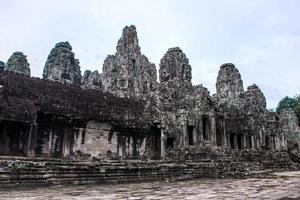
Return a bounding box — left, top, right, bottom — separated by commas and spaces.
159, 47, 192, 84
280, 108, 300, 154
216, 63, 243, 106
5, 52, 30, 76
101, 25, 157, 99
81, 70, 102, 90
244, 84, 266, 113
43, 41, 81, 84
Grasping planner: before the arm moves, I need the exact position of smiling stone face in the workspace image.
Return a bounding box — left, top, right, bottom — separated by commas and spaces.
5, 52, 31, 76
216, 63, 244, 105
159, 47, 192, 84
43, 41, 81, 84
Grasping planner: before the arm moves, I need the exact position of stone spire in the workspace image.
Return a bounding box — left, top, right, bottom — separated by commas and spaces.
102, 25, 157, 99
216, 63, 243, 105
244, 84, 266, 113
159, 47, 192, 84
43, 41, 81, 84
116, 25, 141, 57
5, 52, 31, 76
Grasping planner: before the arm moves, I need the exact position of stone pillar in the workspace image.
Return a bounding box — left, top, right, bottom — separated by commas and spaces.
193, 126, 197, 145
198, 116, 203, 145
243, 134, 247, 149
183, 120, 188, 147
209, 113, 216, 145
26, 117, 38, 157
62, 129, 71, 157
251, 136, 254, 149
222, 120, 227, 147
161, 128, 166, 160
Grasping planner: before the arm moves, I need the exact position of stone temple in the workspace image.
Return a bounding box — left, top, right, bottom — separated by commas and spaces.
0, 25, 299, 162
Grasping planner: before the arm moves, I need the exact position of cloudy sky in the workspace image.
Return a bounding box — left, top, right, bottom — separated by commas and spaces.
0, 0, 299, 108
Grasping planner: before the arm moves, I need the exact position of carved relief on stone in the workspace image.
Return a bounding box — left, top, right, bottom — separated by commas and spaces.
5, 52, 31, 76
102, 25, 157, 99
43, 41, 81, 84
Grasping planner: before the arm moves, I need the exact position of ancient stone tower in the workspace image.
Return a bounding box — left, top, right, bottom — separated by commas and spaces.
216, 63, 244, 105
159, 47, 192, 84
101, 25, 157, 99
43, 41, 81, 84
244, 84, 267, 113
5, 52, 31, 76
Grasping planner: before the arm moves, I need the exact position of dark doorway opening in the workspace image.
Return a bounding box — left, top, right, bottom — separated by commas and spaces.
188, 126, 194, 145
230, 132, 235, 149
202, 117, 209, 140
150, 127, 161, 159
237, 134, 242, 149
216, 119, 223, 146
248, 135, 253, 148
265, 135, 270, 150
0, 121, 29, 156
167, 137, 175, 149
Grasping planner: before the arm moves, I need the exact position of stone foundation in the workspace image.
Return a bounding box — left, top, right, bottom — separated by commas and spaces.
0, 150, 299, 188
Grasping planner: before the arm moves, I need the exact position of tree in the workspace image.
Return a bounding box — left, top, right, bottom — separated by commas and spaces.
276, 95, 300, 124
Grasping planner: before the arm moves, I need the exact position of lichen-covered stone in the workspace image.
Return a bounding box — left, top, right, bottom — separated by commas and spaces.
159, 47, 192, 84
5, 52, 31, 76
244, 84, 267, 113
280, 108, 300, 154
81, 70, 102, 90
43, 42, 81, 84
216, 63, 243, 105
102, 25, 157, 99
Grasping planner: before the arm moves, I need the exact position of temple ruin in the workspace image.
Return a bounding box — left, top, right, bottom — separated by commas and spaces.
0, 25, 299, 161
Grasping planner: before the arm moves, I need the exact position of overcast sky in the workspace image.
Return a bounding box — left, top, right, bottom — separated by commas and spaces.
0, 0, 299, 108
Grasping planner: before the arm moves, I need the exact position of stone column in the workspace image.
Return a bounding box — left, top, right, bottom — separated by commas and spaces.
243, 134, 247, 149
251, 135, 254, 149
26, 116, 38, 157
198, 116, 203, 145
209, 113, 216, 145
193, 125, 197, 145
161, 128, 166, 160
222, 120, 227, 147
183, 120, 188, 147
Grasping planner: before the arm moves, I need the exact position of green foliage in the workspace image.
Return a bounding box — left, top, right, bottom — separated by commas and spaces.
276, 96, 296, 113
276, 95, 300, 124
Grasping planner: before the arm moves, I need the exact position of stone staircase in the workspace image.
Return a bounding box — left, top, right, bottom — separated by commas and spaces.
0, 149, 299, 188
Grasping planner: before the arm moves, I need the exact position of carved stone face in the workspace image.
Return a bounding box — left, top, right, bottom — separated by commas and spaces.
160, 69, 170, 82
183, 66, 192, 82
219, 83, 229, 98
